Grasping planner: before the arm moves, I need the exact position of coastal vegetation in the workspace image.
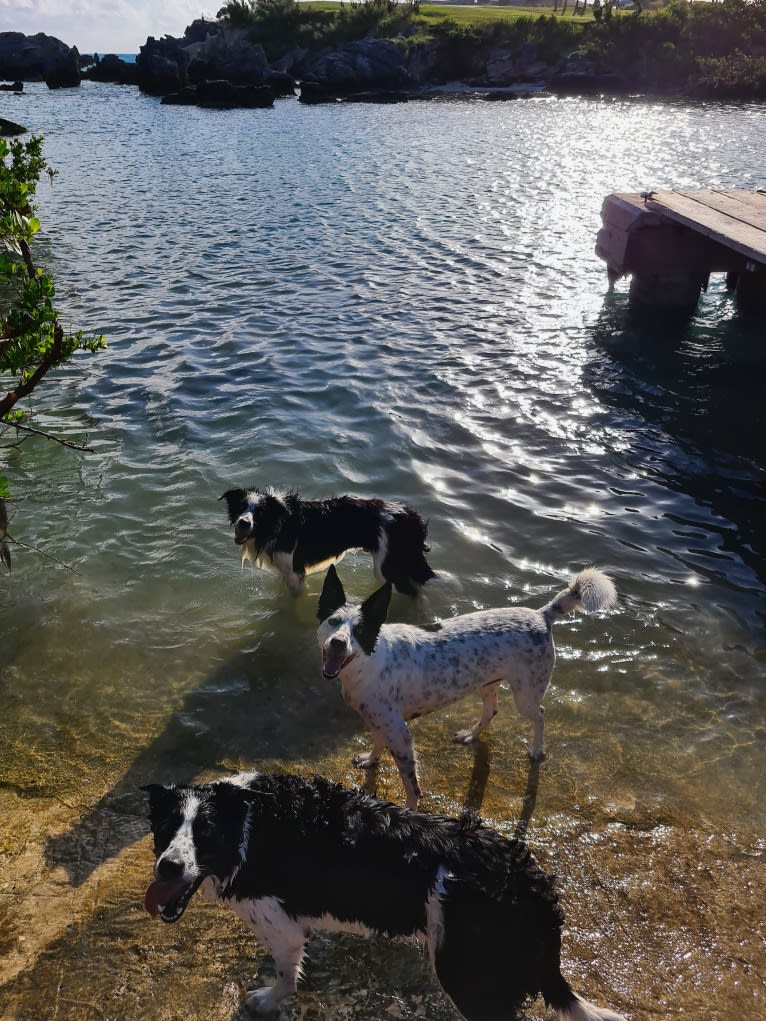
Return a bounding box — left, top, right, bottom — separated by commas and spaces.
0, 136, 105, 567
215, 0, 766, 96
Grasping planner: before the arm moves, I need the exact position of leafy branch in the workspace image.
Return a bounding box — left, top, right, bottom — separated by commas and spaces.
1, 134, 106, 568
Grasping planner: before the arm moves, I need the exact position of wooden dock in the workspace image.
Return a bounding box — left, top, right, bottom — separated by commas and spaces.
596, 189, 766, 314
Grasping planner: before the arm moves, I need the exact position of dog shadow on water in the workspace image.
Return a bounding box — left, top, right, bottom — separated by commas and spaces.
359, 740, 542, 837
44, 626, 365, 888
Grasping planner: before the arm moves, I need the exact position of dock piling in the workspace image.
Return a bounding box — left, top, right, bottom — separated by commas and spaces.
597, 190, 766, 318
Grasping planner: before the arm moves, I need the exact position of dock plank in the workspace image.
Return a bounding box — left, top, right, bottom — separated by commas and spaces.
693, 189, 766, 233
645, 190, 766, 265
717, 189, 766, 218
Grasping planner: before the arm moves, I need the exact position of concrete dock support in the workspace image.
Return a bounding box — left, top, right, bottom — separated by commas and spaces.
628, 272, 707, 313
735, 266, 766, 316
597, 191, 766, 320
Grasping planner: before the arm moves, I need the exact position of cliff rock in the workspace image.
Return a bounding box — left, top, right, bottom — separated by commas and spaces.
0, 31, 79, 85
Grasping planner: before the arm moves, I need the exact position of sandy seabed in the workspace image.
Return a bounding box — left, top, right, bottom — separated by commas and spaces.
0, 722, 763, 1021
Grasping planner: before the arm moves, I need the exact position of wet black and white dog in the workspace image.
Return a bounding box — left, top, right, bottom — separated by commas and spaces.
317, 565, 618, 810
143, 771, 625, 1021
220, 487, 436, 595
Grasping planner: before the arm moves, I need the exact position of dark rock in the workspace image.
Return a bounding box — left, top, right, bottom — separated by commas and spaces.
405, 42, 438, 84
136, 36, 189, 94
301, 39, 412, 93
549, 71, 624, 95
484, 48, 517, 85
185, 27, 267, 86
298, 81, 336, 105
45, 48, 81, 89
163, 79, 274, 109
0, 116, 26, 135
136, 25, 268, 95
196, 78, 236, 106
262, 69, 296, 98
84, 53, 139, 85
483, 90, 520, 101
0, 31, 79, 83
0, 80, 23, 91
238, 83, 274, 108
160, 86, 198, 106
182, 18, 219, 45
562, 50, 595, 76
343, 91, 409, 104
271, 49, 309, 75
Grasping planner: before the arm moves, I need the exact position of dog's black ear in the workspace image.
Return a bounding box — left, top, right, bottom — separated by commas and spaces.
318, 564, 347, 622
354, 582, 392, 656
219, 488, 246, 523
140, 783, 179, 821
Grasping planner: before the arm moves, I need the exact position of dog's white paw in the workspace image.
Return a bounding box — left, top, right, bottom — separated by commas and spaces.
352, 753, 379, 770
452, 729, 478, 745
244, 986, 284, 1015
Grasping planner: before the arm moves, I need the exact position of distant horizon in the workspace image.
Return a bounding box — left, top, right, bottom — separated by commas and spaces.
0, 2, 216, 55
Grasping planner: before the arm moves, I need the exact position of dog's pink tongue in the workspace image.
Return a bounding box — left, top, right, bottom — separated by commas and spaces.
322, 651, 346, 677
144, 880, 187, 918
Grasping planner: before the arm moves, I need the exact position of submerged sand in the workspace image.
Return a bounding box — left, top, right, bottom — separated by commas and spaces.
1, 715, 763, 1021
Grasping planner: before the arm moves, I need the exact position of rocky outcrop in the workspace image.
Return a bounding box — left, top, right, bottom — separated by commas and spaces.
83, 53, 140, 86
197, 79, 273, 107
297, 81, 409, 105
185, 26, 268, 85
0, 31, 80, 84
300, 39, 413, 93
44, 48, 81, 89
405, 42, 438, 85
0, 116, 26, 135
161, 80, 274, 108
159, 86, 198, 106
136, 21, 269, 95
262, 69, 296, 97
136, 37, 190, 95
481, 42, 549, 86
0, 80, 23, 92
549, 70, 624, 95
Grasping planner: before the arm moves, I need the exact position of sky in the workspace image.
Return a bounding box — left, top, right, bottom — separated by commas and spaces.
0, 0, 218, 55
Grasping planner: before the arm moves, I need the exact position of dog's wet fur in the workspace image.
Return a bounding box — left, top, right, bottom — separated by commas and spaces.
143, 771, 625, 1021
317, 565, 618, 810
220, 487, 436, 595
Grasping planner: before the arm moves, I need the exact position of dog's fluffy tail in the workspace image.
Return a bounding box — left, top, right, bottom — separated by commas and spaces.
544, 973, 626, 1021
542, 568, 617, 626
557, 994, 627, 1021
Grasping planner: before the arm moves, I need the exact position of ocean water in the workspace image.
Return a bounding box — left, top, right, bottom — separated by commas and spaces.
0, 81, 764, 1020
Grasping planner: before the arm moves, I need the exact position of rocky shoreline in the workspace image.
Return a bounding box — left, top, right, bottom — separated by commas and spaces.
2, 6, 764, 120
0, 21, 697, 119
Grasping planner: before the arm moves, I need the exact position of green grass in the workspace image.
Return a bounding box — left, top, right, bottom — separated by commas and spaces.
419, 3, 597, 25
305, 1, 599, 21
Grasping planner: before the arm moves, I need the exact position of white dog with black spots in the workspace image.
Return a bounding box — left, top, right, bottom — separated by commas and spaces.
317, 565, 618, 810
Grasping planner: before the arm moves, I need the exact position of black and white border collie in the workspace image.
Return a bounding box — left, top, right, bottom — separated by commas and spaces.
220, 486, 436, 595
317, 565, 618, 810
143, 771, 626, 1021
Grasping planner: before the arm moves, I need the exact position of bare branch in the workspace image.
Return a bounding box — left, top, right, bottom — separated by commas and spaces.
2, 530, 83, 574
10, 420, 94, 452
18, 237, 36, 280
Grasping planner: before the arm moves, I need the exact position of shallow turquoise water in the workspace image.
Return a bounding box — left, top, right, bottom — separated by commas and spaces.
0, 82, 764, 1019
